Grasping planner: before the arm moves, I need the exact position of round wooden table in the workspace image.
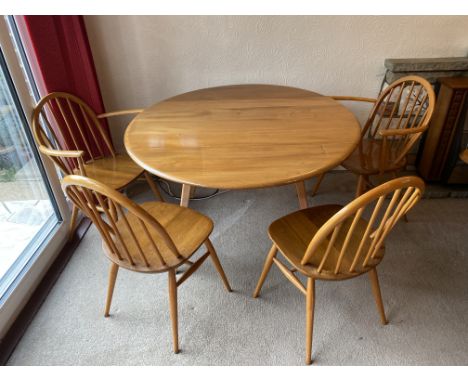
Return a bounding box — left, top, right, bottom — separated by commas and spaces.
125, 84, 361, 208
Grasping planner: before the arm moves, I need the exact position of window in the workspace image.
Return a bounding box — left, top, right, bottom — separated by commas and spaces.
0, 17, 70, 336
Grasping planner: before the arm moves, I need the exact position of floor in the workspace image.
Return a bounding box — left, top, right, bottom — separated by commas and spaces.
7, 172, 468, 365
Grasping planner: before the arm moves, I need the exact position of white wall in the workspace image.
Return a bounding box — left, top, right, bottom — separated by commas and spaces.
84, 16, 468, 149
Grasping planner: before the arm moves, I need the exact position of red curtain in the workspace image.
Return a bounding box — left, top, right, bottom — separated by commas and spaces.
15, 16, 105, 113
15, 15, 111, 158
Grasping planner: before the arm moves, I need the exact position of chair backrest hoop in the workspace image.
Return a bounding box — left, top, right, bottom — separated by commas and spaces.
362, 76, 436, 172
62, 174, 181, 270
301, 176, 425, 276
32, 92, 115, 174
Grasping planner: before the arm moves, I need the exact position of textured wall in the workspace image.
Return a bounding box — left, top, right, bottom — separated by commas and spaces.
84, 16, 468, 148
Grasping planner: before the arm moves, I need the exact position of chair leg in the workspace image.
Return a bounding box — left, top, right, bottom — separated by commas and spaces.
311, 173, 325, 197
305, 277, 315, 365
253, 244, 277, 298
144, 171, 164, 201
205, 239, 232, 292
68, 205, 78, 240
355, 175, 366, 198
168, 269, 180, 354
369, 268, 388, 325
295, 180, 308, 209
104, 263, 119, 317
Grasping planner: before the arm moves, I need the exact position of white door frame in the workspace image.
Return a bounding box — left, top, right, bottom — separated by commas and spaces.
0, 17, 70, 338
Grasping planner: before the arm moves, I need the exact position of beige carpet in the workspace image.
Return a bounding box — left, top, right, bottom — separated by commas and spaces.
7, 172, 468, 365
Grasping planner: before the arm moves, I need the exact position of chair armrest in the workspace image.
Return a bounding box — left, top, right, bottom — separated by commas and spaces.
38, 146, 87, 175
330, 96, 377, 104
379, 125, 427, 137
96, 109, 144, 119
38, 145, 84, 158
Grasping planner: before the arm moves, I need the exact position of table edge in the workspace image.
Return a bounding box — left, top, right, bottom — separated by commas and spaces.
124, 85, 362, 189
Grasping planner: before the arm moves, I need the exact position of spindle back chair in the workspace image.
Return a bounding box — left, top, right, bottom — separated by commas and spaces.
64, 175, 178, 272
33, 92, 114, 175
62, 174, 231, 354
32, 92, 163, 237
361, 77, 433, 161
312, 76, 435, 198
253, 176, 425, 364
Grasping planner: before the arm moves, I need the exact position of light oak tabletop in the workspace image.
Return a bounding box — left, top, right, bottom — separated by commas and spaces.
125, 84, 361, 191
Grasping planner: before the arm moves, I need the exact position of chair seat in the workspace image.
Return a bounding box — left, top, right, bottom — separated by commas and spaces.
342, 139, 406, 175
103, 201, 214, 273
268, 205, 384, 280
79, 153, 144, 190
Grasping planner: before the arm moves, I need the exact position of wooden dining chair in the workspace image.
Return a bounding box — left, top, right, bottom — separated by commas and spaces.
312, 76, 435, 198
253, 176, 425, 365
32, 92, 163, 237
61, 174, 232, 354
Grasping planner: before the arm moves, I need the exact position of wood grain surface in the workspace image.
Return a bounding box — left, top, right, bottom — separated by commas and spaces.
125, 84, 361, 189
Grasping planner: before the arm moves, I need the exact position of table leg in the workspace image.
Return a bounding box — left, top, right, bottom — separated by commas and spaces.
295, 180, 309, 209
178, 184, 193, 273
180, 183, 192, 207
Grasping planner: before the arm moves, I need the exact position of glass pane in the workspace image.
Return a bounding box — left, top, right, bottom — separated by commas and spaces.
0, 48, 59, 285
